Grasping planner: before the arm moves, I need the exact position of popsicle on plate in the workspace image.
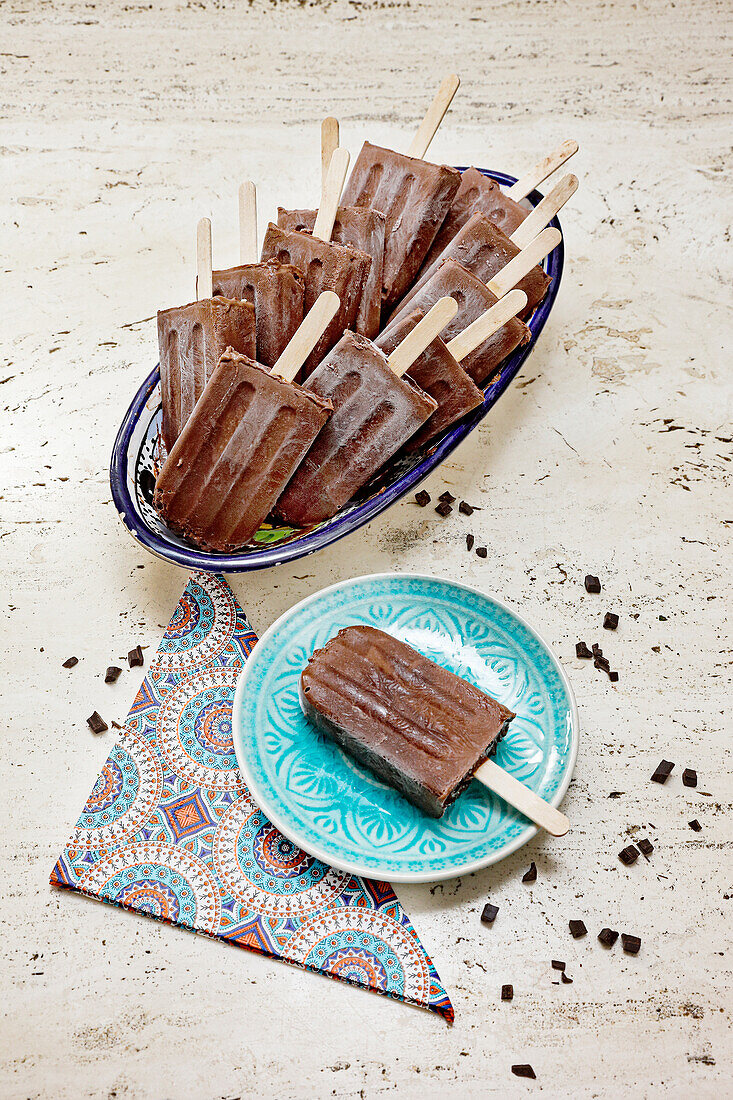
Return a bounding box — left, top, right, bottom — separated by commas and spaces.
300, 625, 516, 818
277, 205, 386, 338
404, 174, 577, 320
261, 148, 372, 378
374, 289, 527, 448
152, 292, 340, 551
341, 75, 462, 312
210, 181, 305, 368
422, 139, 578, 267
383, 228, 561, 385
158, 218, 256, 451
275, 299, 458, 527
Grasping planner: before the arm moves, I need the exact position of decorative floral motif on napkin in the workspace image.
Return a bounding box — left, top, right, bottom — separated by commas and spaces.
51, 572, 453, 1022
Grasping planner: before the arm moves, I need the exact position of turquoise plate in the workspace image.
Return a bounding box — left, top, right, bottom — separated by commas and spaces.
233, 574, 578, 883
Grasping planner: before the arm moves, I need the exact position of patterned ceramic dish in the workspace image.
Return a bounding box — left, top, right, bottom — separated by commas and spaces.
110, 169, 564, 572
232, 573, 578, 883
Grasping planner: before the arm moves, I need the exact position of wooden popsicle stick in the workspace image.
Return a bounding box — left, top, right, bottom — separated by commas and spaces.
238, 181, 258, 265
474, 757, 570, 836
270, 291, 341, 383
321, 116, 340, 193
406, 74, 461, 159
506, 138, 579, 201
487, 227, 561, 299
312, 146, 350, 243
509, 174, 578, 251
445, 289, 527, 362
386, 296, 458, 378
196, 217, 213, 300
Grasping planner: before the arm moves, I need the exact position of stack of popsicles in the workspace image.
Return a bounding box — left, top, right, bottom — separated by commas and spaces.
152, 75, 579, 551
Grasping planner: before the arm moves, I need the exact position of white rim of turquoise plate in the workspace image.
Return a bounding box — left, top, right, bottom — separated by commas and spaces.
232, 572, 579, 883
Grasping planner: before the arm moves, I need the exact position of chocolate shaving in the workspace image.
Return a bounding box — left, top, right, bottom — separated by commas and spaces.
584, 575, 601, 593
466, 534, 474, 552
87, 711, 108, 734
569, 920, 587, 938
512, 1065, 536, 1079
651, 759, 674, 784
62, 656, 78, 669
522, 861, 537, 883
561, 972, 573, 984
551, 960, 566, 971
481, 902, 499, 925
414, 490, 431, 507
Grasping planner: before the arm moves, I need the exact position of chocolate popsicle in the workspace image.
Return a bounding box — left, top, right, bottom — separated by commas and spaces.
300, 625, 516, 818
383, 228, 560, 385
275, 300, 457, 527
375, 289, 527, 449
158, 217, 257, 451
277, 206, 386, 338
212, 180, 305, 368
340, 75, 461, 312
152, 292, 339, 551
406, 174, 577, 320
422, 140, 578, 266
261, 148, 372, 378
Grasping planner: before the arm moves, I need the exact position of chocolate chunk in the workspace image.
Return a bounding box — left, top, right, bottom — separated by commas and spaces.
608, 792, 624, 799
128, 645, 144, 668
659, 614, 667, 621
435, 501, 453, 517
466, 533, 474, 552
609, 670, 619, 683
619, 845, 639, 865
594, 656, 611, 673
651, 759, 674, 784
512, 1065, 536, 1080
591, 643, 603, 657
584, 575, 601, 593
414, 490, 431, 507
87, 711, 108, 734
603, 612, 619, 630
638, 838, 654, 857
476, 546, 487, 559
688, 819, 702, 832
621, 934, 641, 955
561, 972, 573, 984
104, 666, 122, 684
569, 920, 587, 938
501, 984, 513, 1001
62, 656, 78, 668
459, 500, 474, 516
598, 928, 619, 947
682, 768, 697, 788
575, 641, 592, 659
111, 721, 123, 730
522, 861, 537, 883
439, 491, 455, 504
551, 959, 566, 971
481, 902, 499, 925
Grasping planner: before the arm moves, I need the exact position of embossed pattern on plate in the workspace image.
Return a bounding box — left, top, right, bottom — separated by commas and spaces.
233, 574, 578, 882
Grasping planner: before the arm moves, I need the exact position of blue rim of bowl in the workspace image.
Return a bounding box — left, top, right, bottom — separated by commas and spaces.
110, 168, 565, 572
232, 572, 579, 883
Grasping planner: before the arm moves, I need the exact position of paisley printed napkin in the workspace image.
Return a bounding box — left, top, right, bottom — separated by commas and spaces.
51, 572, 453, 1022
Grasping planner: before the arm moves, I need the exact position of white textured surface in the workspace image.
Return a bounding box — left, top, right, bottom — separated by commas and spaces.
2, 0, 732, 1096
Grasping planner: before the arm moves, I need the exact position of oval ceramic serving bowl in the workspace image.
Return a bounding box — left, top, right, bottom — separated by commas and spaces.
232, 573, 578, 883
110, 169, 565, 572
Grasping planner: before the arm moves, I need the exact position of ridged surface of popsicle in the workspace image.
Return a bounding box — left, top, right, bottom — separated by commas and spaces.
212, 259, 305, 368
422, 166, 529, 267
